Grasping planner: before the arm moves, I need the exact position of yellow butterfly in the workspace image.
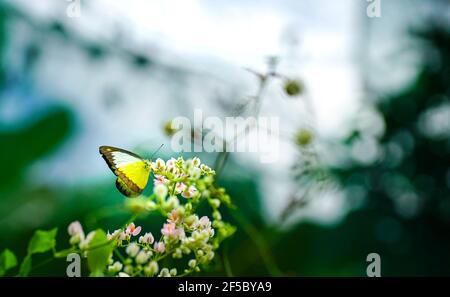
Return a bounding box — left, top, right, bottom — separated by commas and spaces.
99, 146, 152, 198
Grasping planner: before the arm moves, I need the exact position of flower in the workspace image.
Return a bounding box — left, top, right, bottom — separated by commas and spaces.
190, 167, 201, 179
188, 259, 197, 268
161, 222, 185, 239
166, 158, 176, 171
136, 251, 150, 264
107, 229, 122, 241
68, 221, 85, 245
175, 182, 187, 194
125, 223, 142, 236
108, 261, 123, 273
196, 216, 211, 230
154, 184, 168, 199
145, 261, 159, 276
118, 272, 130, 277
126, 242, 140, 257
161, 222, 177, 237
79, 231, 96, 250
118, 231, 129, 242
158, 268, 171, 277
154, 242, 166, 253
181, 185, 197, 198
192, 157, 201, 167
167, 209, 181, 223
153, 174, 169, 186
138, 232, 154, 245
68, 221, 84, 237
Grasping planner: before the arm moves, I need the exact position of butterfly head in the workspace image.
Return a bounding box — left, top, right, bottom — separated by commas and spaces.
144, 159, 152, 170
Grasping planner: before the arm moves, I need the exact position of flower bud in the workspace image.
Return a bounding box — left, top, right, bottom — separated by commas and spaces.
126, 242, 140, 257
295, 128, 314, 147
188, 259, 197, 268
154, 184, 168, 200
159, 268, 171, 277
283, 79, 304, 96
108, 261, 123, 273
145, 261, 159, 276
209, 199, 221, 209
136, 251, 150, 264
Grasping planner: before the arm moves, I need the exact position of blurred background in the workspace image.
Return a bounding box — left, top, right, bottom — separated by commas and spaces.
0, 0, 449, 276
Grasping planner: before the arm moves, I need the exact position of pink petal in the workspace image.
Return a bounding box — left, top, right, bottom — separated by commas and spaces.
133, 226, 142, 236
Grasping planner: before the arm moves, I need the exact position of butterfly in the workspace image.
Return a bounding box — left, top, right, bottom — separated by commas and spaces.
99, 146, 152, 198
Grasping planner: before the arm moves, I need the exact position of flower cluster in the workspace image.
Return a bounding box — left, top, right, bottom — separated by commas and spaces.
66, 157, 235, 277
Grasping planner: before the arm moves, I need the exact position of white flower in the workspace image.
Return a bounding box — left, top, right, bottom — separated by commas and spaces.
196, 216, 211, 230
135, 251, 150, 264
79, 231, 96, 250
154, 184, 168, 199
138, 232, 154, 245
188, 259, 197, 268
126, 242, 140, 257
192, 157, 201, 167
181, 185, 198, 199
152, 158, 165, 171
118, 272, 130, 277
107, 229, 122, 241
108, 261, 123, 273
158, 268, 171, 277
144, 261, 159, 276
189, 167, 201, 179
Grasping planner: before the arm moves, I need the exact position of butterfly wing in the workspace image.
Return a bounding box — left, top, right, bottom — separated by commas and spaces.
99, 146, 151, 197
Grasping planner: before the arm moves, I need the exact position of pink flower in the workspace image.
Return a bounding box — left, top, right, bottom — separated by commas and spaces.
68, 221, 84, 237
161, 222, 184, 239
167, 209, 181, 223
161, 222, 177, 237
153, 175, 169, 186
175, 182, 187, 194
154, 242, 166, 253
125, 222, 142, 236
197, 216, 211, 230
181, 185, 197, 198
166, 158, 176, 171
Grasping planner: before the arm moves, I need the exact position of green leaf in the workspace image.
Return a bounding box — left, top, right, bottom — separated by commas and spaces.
18, 255, 32, 277
27, 228, 58, 255
86, 230, 113, 277
0, 249, 18, 276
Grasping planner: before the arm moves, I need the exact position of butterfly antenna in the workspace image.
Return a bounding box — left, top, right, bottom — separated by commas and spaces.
149, 144, 164, 160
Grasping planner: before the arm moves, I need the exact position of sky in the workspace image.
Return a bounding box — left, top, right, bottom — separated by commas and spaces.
2, 0, 434, 225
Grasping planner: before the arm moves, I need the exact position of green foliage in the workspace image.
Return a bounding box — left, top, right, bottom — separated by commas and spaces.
0, 109, 73, 190
0, 249, 17, 276
86, 230, 113, 277
27, 228, 58, 254
19, 228, 58, 276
